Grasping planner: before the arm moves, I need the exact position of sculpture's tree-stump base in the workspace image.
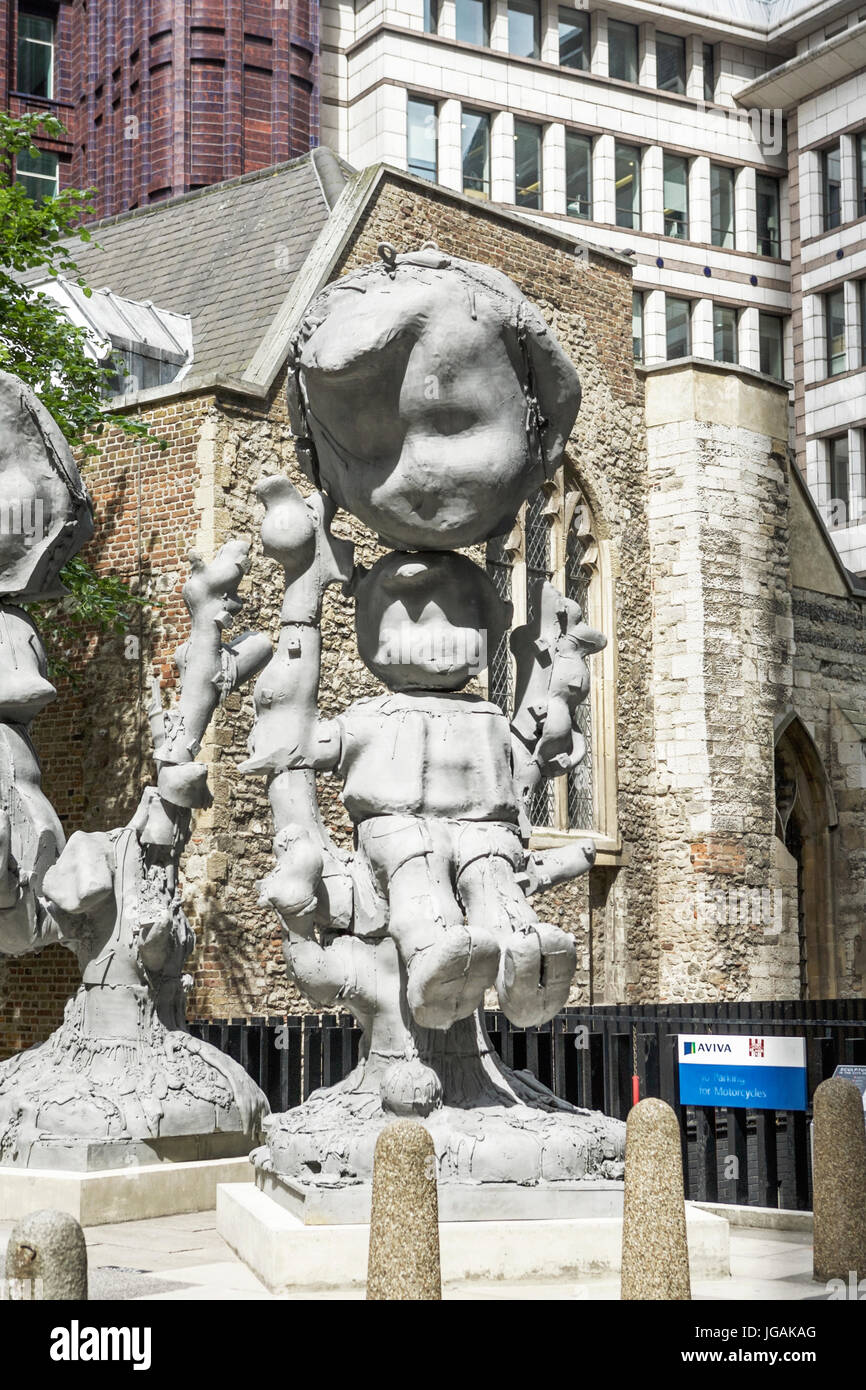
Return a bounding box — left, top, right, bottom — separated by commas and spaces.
0, 996, 269, 1171
256, 1014, 625, 1189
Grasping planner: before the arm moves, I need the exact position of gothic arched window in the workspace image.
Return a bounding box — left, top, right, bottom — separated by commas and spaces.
485, 474, 614, 845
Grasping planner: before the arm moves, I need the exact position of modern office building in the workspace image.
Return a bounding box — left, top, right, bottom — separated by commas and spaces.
0, 0, 318, 217
2, 0, 865, 566
320, 0, 866, 569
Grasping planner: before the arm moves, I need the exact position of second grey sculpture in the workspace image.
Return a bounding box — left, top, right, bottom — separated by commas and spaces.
246, 246, 625, 1190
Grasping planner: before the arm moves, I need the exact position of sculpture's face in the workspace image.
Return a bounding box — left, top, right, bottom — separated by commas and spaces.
354, 551, 508, 691
0, 606, 56, 723
0, 371, 93, 602
289, 251, 581, 550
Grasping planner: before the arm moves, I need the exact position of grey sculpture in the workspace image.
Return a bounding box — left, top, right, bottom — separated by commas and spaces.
247, 246, 625, 1189
0, 370, 269, 1169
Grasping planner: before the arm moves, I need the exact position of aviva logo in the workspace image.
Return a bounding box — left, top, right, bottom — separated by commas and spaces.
684, 1041, 733, 1055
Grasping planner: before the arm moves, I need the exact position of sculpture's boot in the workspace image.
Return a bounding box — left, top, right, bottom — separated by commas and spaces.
497, 922, 577, 1028
404, 924, 499, 1030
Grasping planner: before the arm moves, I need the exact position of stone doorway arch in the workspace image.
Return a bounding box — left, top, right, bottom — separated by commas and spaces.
774, 711, 838, 999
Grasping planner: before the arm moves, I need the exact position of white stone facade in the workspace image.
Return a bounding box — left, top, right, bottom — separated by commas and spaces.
320, 0, 866, 569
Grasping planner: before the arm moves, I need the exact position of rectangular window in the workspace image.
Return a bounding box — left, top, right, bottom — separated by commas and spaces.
461, 109, 490, 200
455, 0, 488, 46
508, 0, 540, 59
703, 42, 716, 101
15, 146, 58, 203
608, 19, 638, 83
17, 8, 54, 98
666, 296, 690, 359
861, 280, 866, 362
407, 97, 437, 183
828, 434, 850, 524
663, 153, 689, 238
756, 174, 781, 256
826, 287, 846, 376
423, 0, 439, 33
857, 133, 866, 218
713, 304, 738, 363
632, 290, 644, 362
710, 164, 735, 248
559, 9, 589, 70
514, 120, 542, 209
615, 141, 641, 230
565, 129, 591, 219
758, 311, 784, 379
656, 32, 686, 95
823, 145, 842, 231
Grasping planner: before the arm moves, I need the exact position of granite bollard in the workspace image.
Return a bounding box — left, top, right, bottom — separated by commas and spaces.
813, 1076, 866, 1284
4, 1209, 88, 1300
621, 1097, 690, 1300
366, 1120, 441, 1300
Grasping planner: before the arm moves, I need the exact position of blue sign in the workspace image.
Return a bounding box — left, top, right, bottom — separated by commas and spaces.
678, 1033, 808, 1110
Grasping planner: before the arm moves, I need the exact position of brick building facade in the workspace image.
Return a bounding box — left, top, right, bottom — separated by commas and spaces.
1, 0, 318, 216
1, 154, 865, 1061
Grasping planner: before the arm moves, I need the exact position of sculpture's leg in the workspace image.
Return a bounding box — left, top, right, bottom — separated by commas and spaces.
456, 825, 577, 1028
360, 817, 498, 1031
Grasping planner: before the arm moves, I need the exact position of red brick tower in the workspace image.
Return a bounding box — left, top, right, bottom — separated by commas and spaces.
1, 0, 318, 217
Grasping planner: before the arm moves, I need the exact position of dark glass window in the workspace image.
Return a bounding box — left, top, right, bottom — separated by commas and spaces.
565, 129, 591, 219
826, 287, 846, 376
423, 0, 439, 33
608, 19, 638, 83
703, 43, 715, 101
858, 133, 866, 218
632, 290, 644, 362
756, 174, 781, 256
559, 9, 589, 69
17, 9, 54, 98
666, 296, 690, 359
828, 435, 849, 524
758, 312, 784, 379
823, 145, 842, 231
15, 146, 58, 202
656, 31, 686, 95
713, 304, 738, 363
407, 98, 437, 182
514, 120, 542, 209
663, 153, 689, 238
615, 142, 641, 229
455, 0, 489, 46
710, 164, 735, 248
508, 0, 540, 58
461, 109, 490, 200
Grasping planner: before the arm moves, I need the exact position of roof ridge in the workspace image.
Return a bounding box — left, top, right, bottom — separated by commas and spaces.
82, 148, 329, 234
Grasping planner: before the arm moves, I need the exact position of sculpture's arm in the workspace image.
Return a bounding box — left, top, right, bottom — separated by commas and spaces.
241, 477, 354, 777
510, 581, 605, 813
156, 539, 271, 778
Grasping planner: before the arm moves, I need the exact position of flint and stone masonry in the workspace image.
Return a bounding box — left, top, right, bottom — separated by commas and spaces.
1, 160, 865, 1055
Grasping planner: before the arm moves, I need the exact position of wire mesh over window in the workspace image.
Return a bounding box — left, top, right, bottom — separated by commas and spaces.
566, 511, 594, 829
485, 532, 513, 717
524, 490, 555, 828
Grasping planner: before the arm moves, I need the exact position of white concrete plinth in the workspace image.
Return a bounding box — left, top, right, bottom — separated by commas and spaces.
0, 1157, 254, 1227
217, 1183, 730, 1293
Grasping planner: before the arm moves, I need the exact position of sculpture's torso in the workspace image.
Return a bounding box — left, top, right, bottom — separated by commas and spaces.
336, 692, 519, 823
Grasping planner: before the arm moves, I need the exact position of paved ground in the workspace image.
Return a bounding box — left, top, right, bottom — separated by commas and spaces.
0, 1212, 827, 1300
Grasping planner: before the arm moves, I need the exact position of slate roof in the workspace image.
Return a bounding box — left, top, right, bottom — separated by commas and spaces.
48, 147, 352, 388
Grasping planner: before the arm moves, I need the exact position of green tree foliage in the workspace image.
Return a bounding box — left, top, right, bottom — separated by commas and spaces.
0, 113, 154, 672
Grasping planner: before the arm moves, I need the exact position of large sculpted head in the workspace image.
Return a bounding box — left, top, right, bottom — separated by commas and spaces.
287, 244, 581, 550
354, 550, 509, 692
0, 370, 94, 601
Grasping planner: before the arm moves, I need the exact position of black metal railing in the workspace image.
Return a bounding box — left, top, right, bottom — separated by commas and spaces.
190, 997, 866, 1210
